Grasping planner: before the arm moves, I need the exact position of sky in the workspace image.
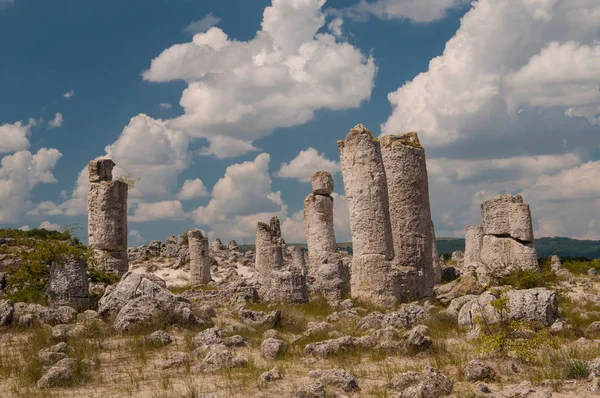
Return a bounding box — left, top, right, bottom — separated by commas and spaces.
1, 0, 599, 246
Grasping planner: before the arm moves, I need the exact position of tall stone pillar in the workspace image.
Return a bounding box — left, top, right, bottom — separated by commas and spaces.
338, 124, 396, 306
87, 159, 129, 276
380, 133, 435, 298
255, 217, 284, 280
464, 224, 484, 273
188, 229, 212, 284
304, 171, 350, 301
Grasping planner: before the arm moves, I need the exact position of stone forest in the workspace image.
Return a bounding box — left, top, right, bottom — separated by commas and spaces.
2, 124, 600, 397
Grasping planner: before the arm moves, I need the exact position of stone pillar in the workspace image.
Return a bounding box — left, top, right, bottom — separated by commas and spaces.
477, 194, 538, 285
87, 158, 128, 276
464, 224, 484, 273
212, 238, 224, 252
188, 229, 211, 284
431, 222, 442, 285
380, 132, 434, 298
304, 171, 350, 301
255, 217, 284, 280
47, 256, 89, 311
338, 124, 395, 306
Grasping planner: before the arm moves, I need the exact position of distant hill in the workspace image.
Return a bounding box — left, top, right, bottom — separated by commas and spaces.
244, 237, 600, 259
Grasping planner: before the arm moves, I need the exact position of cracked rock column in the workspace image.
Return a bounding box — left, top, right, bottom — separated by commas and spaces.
431, 222, 442, 285
464, 224, 484, 273
304, 171, 350, 301
255, 217, 284, 280
380, 133, 435, 298
47, 256, 89, 311
87, 159, 129, 275
188, 229, 212, 284
478, 194, 538, 285
338, 124, 395, 306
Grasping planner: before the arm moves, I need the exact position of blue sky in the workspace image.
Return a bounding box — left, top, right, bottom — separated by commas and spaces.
1, 0, 600, 245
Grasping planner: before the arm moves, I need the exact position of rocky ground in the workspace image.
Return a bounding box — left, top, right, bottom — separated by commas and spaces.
2, 237, 600, 397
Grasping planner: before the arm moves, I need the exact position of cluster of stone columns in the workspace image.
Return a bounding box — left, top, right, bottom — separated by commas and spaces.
464, 194, 538, 285
87, 159, 129, 276
255, 217, 308, 303
303, 172, 350, 302
188, 229, 212, 284
337, 124, 436, 306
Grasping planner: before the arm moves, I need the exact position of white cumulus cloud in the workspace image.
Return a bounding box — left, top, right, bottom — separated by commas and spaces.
39, 221, 61, 231
331, 0, 470, 23
48, 113, 63, 129
177, 178, 209, 200
184, 12, 221, 35
276, 147, 340, 182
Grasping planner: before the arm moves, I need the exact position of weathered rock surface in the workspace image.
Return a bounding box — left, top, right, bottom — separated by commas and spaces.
0, 299, 14, 326
458, 288, 558, 328
261, 338, 287, 359
239, 309, 281, 329
13, 303, 76, 325
464, 224, 484, 272
403, 325, 432, 351
188, 229, 212, 285
259, 366, 282, 384
36, 358, 79, 389
464, 360, 495, 382
308, 368, 359, 393
47, 256, 89, 310
388, 366, 452, 398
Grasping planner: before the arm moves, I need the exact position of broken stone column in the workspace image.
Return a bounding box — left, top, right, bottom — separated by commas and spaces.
255, 217, 284, 280
338, 124, 395, 306
464, 224, 484, 273
477, 194, 538, 284
212, 238, 224, 252
303, 171, 350, 301
46, 256, 89, 311
380, 132, 435, 298
87, 158, 128, 276
228, 240, 239, 251
262, 246, 309, 304
188, 229, 212, 284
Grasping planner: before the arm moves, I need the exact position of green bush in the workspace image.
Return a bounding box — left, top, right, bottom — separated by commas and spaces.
498, 268, 558, 289
562, 258, 600, 275
564, 359, 590, 379
87, 267, 120, 285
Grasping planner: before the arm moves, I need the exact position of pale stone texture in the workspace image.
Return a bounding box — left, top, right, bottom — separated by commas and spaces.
255, 218, 284, 279
304, 171, 350, 301
188, 229, 211, 284
431, 222, 442, 285
481, 194, 534, 242
477, 236, 538, 283
87, 158, 128, 276
380, 132, 434, 298
464, 225, 483, 272
47, 256, 89, 311
311, 171, 334, 195
338, 124, 395, 306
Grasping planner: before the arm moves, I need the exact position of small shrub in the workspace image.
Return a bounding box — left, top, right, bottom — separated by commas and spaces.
562, 258, 600, 275
499, 268, 557, 289
87, 267, 120, 285
564, 358, 589, 379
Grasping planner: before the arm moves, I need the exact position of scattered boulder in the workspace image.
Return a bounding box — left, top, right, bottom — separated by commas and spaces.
193, 327, 223, 349
308, 368, 359, 393
587, 321, 600, 334
358, 303, 428, 331
239, 309, 281, 329
293, 381, 326, 398
201, 344, 247, 371
38, 342, 69, 366
159, 352, 189, 370
388, 366, 452, 398
304, 336, 357, 358
403, 325, 432, 351
261, 338, 288, 359
0, 299, 14, 326
36, 358, 79, 389
464, 360, 495, 382
259, 366, 282, 384
458, 288, 558, 328
146, 330, 172, 346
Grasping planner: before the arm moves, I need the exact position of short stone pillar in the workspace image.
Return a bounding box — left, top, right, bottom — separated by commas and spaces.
464, 225, 484, 273
228, 240, 239, 251
477, 194, 538, 284
188, 229, 212, 284
212, 238, 224, 252
255, 217, 284, 279
338, 124, 395, 306
47, 256, 89, 311
87, 159, 128, 275
304, 171, 349, 301
262, 246, 309, 304
380, 132, 435, 298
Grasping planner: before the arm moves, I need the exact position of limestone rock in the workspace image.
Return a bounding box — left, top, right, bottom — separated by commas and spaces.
308, 368, 359, 393
239, 309, 281, 329
259, 367, 282, 384
88, 180, 128, 252
464, 360, 495, 382
201, 344, 247, 370
388, 366, 452, 398
481, 195, 534, 242
294, 382, 326, 398
304, 336, 358, 358
261, 338, 288, 359
36, 358, 79, 389
0, 299, 14, 326
159, 352, 189, 369
478, 235, 538, 282
381, 133, 435, 298
188, 229, 212, 284
262, 247, 308, 304
464, 225, 484, 272
47, 256, 89, 311
311, 171, 334, 195
88, 159, 115, 182
13, 303, 76, 325
458, 288, 558, 328
193, 327, 223, 349
38, 342, 70, 366
146, 330, 172, 346
403, 325, 432, 351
